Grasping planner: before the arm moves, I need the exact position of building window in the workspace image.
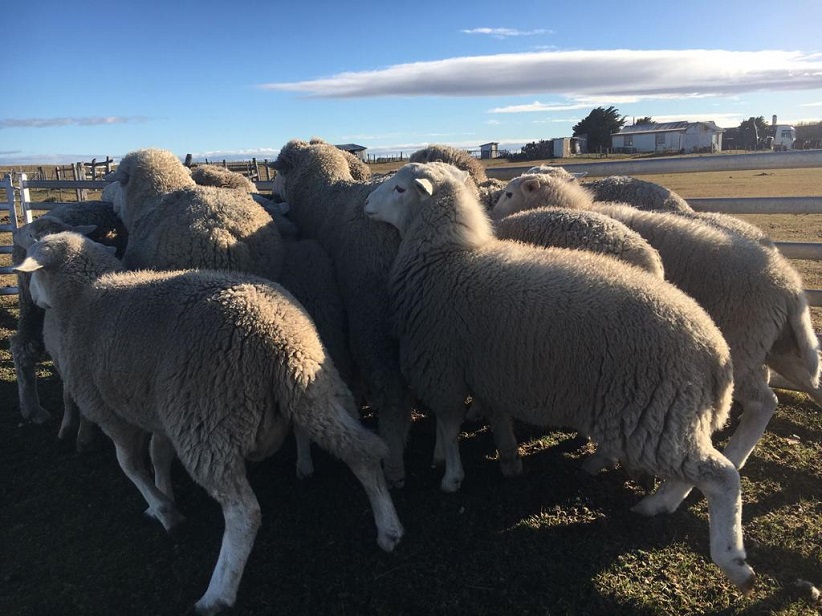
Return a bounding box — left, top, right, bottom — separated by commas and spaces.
656, 134, 665, 146
625, 136, 633, 146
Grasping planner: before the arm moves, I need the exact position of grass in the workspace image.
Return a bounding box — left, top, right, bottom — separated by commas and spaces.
0, 157, 821, 615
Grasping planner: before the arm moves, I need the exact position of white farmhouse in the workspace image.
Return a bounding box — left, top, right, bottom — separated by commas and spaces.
611, 121, 724, 154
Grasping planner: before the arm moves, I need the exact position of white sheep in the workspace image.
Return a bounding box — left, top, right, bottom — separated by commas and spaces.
363, 161, 755, 592
409, 143, 504, 210
11, 201, 128, 449
489, 172, 822, 469
187, 162, 298, 238
493, 207, 664, 278
492, 172, 598, 219
108, 148, 355, 478
15, 231, 403, 615
583, 175, 694, 212
106, 149, 285, 281
271, 138, 413, 487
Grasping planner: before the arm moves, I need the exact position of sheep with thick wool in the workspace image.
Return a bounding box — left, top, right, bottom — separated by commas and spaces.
410, 144, 506, 210
490, 172, 822, 470
107, 149, 285, 281
271, 138, 413, 486
492, 195, 664, 278
11, 201, 127, 448
188, 163, 298, 237
108, 148, 353, 478
15, 231, 403, 615
364, 161, 755, 593
584, 175, 694, 212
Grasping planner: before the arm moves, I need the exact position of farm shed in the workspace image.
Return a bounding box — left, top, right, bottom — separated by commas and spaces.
335, 143, 368, 161
480, 142, 500, 159
612, 121, 724, 154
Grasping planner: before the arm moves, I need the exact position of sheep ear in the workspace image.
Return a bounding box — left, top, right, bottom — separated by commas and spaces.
414, 178, 434, 197
104, 168, 128, 185
523, 178, 541, 193
14, 256, 44, 273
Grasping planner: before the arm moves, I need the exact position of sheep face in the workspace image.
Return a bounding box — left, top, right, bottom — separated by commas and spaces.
490, 176, 544, 221
364, 164, 433, 235
491, 173, 594, 221
14, 232, 120, 308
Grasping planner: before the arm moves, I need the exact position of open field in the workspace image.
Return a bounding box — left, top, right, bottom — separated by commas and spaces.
1, 159, 821, 615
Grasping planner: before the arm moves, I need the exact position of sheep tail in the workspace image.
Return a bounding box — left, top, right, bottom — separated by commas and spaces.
291, 387, 390, 465
788, 294, 821, 389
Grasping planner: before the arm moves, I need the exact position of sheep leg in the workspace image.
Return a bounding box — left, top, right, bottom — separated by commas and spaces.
692, 451, 756, 593
10, 334, 51, 424
376, 398, 412, 489
485, 409, 523, 478
293, 426, 315, 479
194, 476, 261, 615
149, 432, 176, 502
75, 416, 98, 452
58, 384, 79, 440
436, 410, 466, 492
722, 374, 778, 469
344, 455, 404, 553
631, 479, 694, 516
767, 351, 822, 408
103, 421, 184, 532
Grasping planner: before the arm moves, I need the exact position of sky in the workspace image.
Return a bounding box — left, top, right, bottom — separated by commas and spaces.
4, 0, 822, 165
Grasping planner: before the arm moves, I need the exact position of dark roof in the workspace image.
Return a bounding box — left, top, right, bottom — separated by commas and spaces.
479, 142, 499, 148
614, 121, 723, 136
335, 143, 367, 152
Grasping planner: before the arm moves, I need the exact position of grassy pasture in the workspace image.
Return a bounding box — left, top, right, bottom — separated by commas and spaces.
0, 160, 820, 615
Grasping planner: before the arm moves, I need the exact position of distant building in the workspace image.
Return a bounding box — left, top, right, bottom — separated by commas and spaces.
479, 142, 500, 159
611, 121, 724, 154
335, 143, 368, 161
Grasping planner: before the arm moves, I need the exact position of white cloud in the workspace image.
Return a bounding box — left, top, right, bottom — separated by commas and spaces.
799, 101, 822, 107
258, 49, 822, 100
461, 27, 551, 38
0, 116, 148, 129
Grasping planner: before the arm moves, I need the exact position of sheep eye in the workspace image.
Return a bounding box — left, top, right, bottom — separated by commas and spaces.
505, 192, 512, 198
394, 185, 406, 194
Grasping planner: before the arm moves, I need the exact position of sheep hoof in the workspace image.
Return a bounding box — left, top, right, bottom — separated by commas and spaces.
295, 464, 314, 480
630, 495, 669, 517
440, 474, 463, 493
144, 505, 186, 533
499, 457, 523, 478
386, 476, 405, 489
191, 597, 230, 616
23, 405, 52, 424
377, 528, 404, 553
728, 560, 756, 596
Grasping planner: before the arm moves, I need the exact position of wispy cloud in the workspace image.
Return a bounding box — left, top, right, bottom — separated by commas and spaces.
461, 27, 552, 39
800, 101, 822, 107
0, 116, 149, 129
258, 49, 822, 100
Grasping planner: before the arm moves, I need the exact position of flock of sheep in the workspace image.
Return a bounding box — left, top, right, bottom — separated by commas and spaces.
9, 139, 821, 614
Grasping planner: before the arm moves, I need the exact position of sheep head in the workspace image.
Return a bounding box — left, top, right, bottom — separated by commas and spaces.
364, 162, 493, 248
490, 173, 595, 221
14, 232, 122, 309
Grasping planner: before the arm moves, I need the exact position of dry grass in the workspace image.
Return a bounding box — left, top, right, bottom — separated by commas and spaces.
0, 156, 821, 615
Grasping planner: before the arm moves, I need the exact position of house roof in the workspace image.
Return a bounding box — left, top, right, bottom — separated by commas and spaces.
335, 143, 367, 152
614, 121, 723, 136
479, 142, 499, 148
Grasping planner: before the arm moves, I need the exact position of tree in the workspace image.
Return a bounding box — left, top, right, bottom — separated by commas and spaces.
635, 116, 655, 125
738, 116, 770, 150
573, 106, 626, 153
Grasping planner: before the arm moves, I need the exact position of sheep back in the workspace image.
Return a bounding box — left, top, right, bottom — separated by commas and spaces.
122, 185, 285, 281
494, 206, 664, 278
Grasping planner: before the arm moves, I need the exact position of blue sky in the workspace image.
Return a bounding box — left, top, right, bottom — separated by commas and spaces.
4, 0, 822, 164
